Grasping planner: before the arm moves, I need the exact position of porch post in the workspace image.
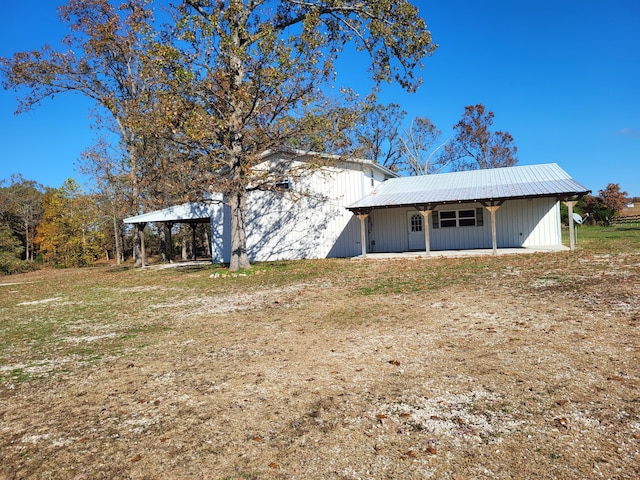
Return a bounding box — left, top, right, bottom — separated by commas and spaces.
137, 223, 147, 267
190, 223, 197, 261
418, 209, 432, 256
356, 213, 369, 258
564, 200, 577, 250
485, 205, 501, 255
165, 222, 174, 262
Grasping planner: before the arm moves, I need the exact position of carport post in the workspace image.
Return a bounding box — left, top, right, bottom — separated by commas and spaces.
564, 200, 577, 250
137, 223, 147, 267
356, 213, 369, 258
418, 209, 432, 256
190, 223, 198, 261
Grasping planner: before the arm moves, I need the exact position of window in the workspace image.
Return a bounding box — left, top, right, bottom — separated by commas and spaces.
410, 214, 423, 232
274, 178, 291, 190
433, 208, 484, 228
458, 209, 476, 226
439, 210, 457, 228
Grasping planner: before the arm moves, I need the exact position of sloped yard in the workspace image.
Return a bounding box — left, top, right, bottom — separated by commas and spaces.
1, 227, 639, 479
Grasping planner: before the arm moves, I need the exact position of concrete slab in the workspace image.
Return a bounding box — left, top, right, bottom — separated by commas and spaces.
351, 246, 569, 260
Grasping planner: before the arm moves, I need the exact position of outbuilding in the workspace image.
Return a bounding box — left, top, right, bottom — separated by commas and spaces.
124, 154, 589, 263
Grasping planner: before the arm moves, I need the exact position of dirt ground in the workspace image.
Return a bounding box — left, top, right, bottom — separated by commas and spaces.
1, 247, 639, 479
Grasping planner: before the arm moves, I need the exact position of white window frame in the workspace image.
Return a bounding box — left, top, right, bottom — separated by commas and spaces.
439, 209, 478, 228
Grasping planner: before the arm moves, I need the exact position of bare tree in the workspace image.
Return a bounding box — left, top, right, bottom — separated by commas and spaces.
398, 116, 444, 175
441, 104, 518, 171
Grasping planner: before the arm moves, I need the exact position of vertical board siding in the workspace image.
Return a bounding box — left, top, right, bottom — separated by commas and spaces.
236, 159, 388, 262
367, 198, 562, 254
430, 203, 492, 251
212, 154, 564, 261
496, 198, 560, 247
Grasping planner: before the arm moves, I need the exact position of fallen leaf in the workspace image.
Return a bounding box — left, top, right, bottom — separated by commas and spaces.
556, 399, 569, 406
131, 454, 142, 463
388, 360, 401, 366
425, 447, 437, 455
268, 462, 278, 468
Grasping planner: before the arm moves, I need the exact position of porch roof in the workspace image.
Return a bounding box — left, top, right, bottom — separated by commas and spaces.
347, 163, 590, 211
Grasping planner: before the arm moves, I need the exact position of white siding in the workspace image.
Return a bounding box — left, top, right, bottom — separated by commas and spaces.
369, 208, 410, 252
212, 157, 392, 262
367, 198, 562, 253
431, 203, 492, 250
496, 198, 561, 247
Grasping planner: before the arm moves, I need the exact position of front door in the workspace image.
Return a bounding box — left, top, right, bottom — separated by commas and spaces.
407, 212, 426, 250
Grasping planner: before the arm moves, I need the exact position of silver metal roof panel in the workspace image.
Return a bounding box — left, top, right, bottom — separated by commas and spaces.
348, 163, 589, 209
124, 202, 219, 224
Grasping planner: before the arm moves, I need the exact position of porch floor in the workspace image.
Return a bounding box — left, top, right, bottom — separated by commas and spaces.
351, 245, 569, 260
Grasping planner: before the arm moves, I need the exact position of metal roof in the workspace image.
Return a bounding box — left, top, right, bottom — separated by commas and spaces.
260, 148, 400, 179
123, 202, 218, 224
348, 163, 590, 210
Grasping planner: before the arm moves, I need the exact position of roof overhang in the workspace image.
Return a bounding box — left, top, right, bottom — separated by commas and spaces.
123, 202, 220, 224
347, 164, 590, 214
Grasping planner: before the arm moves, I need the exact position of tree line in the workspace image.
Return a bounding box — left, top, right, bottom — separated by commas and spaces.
0, 175, 213, 274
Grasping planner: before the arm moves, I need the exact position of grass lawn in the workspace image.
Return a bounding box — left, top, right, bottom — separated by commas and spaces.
1, 226, 639, 479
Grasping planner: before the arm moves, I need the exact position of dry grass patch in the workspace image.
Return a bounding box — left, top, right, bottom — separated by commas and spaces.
1, 228, 639, 479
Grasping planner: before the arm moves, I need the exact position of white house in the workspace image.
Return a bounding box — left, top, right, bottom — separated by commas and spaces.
124, 151, 590, 263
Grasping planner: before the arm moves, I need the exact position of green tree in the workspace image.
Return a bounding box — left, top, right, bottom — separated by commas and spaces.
441, 104, 518, 171
0, 223, 26, 274
3, 175, 45, 261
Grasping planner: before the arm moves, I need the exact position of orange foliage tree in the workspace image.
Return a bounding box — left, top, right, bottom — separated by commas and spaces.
35, 179, 104, 267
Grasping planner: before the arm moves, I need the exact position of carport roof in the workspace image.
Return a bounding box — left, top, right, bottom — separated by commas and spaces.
123, 202, 218, 224
348, 163, 590, 211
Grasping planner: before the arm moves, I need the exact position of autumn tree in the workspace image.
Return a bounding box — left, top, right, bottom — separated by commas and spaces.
166, 0, 436, 270
599, 183, 628, 218
35, 179, 104, 267
79, 139, 133, 264
0, 0, 166, 266
398, 116, 444, 175
440, 104, 518, 171
2, 175, 45, 261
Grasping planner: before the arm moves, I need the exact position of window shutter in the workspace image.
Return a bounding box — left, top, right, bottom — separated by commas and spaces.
476, 207, 484, 226
432, 210, 439, 229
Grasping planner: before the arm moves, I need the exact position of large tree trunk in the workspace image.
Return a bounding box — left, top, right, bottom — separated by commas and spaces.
228, 189, 251, 271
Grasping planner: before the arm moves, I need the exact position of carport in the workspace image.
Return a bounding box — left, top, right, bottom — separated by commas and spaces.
124, 202, 218, 266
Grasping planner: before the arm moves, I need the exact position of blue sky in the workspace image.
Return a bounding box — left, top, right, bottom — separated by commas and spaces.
1, 1, 639, 195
